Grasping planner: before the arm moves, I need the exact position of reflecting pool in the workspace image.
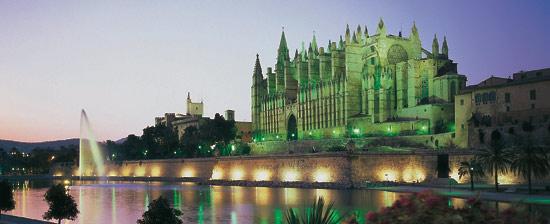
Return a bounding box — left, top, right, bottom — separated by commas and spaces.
7, 180, 550, 224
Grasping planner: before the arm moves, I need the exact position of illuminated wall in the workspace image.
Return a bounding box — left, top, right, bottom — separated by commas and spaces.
53, 151, 548, 185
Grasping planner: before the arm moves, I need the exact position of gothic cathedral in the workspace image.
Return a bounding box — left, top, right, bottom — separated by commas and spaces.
251, 20, 466, 142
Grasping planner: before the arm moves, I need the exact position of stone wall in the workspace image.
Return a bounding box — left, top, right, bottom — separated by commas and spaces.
250, 133, 456, 155
59, 151, 548, 186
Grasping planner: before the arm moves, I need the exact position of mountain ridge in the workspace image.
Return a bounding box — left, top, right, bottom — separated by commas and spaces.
0, 138, 80, 152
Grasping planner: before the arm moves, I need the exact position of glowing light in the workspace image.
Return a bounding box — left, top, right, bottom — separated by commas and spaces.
422, 126, 427, 130
308, 132, 312, 136
135, 167, 146, 177
282, 169, 301, 182
230, 168, 245, 180
262, 137, 265, 141
231, 145, 236, 151
51, 156, 55, 160
63, 179, 71, 185
210, 144, 216, 150
151, 166, 161, 177
254, 169, 271, 181
181, 168, 195, 178
211, 168, 223, 180
108, 171, 118, 177
313, 169, 332, 182
353, 128, 360, 134
499, 174, 518, 184
402, 167, 426, 183
54, 172, 63, 177
276, 135, 279, 139
379, 169, 398, 181
291, 133, 295, 137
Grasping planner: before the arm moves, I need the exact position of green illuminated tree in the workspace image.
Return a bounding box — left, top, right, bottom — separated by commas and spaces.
0, 180, 16, 219
137, 196, 182, 224
43, 184, 79, 224
457, 159, 485, 191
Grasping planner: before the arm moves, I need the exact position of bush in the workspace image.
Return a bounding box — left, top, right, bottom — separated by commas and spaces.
0, 180, 15, 219
365, 190, 543, 224
328, 145, 346, 152
138, 196, 182, 224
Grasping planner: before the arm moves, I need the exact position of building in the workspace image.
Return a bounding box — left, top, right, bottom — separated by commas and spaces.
155, 94, 252, 142
455, 68, 550, 148
251, 20, 466, 142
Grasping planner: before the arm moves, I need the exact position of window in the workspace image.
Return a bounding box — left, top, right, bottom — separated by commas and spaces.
461, 124, 464, 130
506, 106, 510, 112
531, 104, 535, 109
474, 94, 482, 105
482, 92, 488, 104
460, 99, 464, 105
505, 93, 511, 103
489, 91, 496, 103
530, 89, 536, 100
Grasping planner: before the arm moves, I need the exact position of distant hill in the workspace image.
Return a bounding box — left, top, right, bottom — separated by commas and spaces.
0, 138, 80, 152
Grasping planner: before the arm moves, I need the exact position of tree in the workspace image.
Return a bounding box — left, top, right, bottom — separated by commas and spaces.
43, 184, 79, 224
0, 180, 15, 219
137, 196, 182, 224
510, 137, 550, 194
457, 159, 485, 191
475, 135, 510, 192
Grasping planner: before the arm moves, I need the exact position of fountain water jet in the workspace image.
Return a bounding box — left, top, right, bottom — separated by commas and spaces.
79, 109, 105, 177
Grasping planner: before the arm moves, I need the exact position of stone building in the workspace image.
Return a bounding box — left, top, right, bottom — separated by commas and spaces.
251, 20, 466, 142
155, 92, 205, 138
455, 68, 550, 148
155, 93, 252, 142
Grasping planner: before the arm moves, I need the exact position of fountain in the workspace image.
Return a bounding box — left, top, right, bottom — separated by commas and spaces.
79, 109, 105, 177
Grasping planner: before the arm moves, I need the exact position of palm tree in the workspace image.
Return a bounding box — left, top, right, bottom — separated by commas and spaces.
476, 144, 510, 192
285, 197, 344, 224
458, 159, 485, 191
509, 137, 550, 194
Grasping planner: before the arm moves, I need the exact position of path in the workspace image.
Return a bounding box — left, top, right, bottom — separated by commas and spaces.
0, 215, 54, 224
371, 186, 550, 205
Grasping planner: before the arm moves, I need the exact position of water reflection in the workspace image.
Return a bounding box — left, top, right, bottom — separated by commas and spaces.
5, 180, 550, 224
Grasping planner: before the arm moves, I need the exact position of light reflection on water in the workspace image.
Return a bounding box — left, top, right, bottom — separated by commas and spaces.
6, 180, 550, 224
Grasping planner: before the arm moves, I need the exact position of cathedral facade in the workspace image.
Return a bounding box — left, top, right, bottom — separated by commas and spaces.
251, 20, 466, 142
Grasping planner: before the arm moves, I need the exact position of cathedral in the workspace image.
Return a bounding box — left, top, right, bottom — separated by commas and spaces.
251, 20, 466, 142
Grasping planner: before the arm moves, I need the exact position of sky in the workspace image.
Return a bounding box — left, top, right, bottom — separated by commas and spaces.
0, 0, 549, 142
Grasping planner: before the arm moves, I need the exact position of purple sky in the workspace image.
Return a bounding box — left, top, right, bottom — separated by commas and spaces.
1, 0, 549, 142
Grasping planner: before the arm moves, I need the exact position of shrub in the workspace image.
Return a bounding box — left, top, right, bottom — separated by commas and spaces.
0, 180, 15, 219
365, 190, 543, 224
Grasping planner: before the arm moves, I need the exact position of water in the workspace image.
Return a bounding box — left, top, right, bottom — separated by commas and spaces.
7, 180, 550, 224
79, 109, 105, 177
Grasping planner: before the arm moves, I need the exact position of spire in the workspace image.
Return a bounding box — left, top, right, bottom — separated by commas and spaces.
294, 49, 299, 59
327, 40, 332, 53
352, 32, 357, 43
187, 92, 190, 100
311, 31, 318, 50
253, 54, 263, 83
411, 21, 418, 37
442, 36, 449, 58
376, 18, 386, 36
338, 35, 344, 49
300, 41, 307, 61
432, 34, 439, 58
364, 25, 369, 38
277, 28, 289, 62
345, 24, 351, 42
355, 25, 362, 42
